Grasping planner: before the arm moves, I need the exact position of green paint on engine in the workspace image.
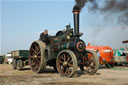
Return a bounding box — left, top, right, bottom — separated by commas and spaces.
59, 43, 69, 50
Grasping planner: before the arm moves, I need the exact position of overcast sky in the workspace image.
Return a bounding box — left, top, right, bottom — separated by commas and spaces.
1, 0, 128, 55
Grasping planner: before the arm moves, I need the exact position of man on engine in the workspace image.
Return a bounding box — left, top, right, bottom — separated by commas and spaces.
39, 29, 49, 43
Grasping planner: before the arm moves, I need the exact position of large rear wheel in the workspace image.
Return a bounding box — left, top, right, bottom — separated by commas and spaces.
80, 50, 99, 75
29, 40, 47, 73
56, 50, 77, 78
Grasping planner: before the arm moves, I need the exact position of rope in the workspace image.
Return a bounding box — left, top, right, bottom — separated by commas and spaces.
105, 60, 128, 71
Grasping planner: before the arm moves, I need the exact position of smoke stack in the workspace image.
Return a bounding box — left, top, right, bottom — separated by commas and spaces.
73, 7, 80, 37
73, 0, 87, 37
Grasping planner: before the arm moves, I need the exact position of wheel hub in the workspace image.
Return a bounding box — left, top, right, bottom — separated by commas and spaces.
34, 55, 37, 58
63, 61, 68, 66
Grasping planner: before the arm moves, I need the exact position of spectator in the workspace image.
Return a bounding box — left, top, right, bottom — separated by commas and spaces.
96, 49, 101, 68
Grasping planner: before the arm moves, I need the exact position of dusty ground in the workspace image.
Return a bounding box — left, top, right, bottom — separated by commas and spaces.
0, 64, 128, 85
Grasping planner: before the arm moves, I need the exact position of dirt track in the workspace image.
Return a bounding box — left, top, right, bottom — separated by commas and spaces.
0, 64, 128, 85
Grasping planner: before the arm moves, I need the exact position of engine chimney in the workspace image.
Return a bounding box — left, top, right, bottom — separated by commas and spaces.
73, 10, 80, 37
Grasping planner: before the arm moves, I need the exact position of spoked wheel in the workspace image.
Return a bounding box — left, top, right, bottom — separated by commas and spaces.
56, 50, 77, 78
80, 50, 99, 75
29, 40, 47, 73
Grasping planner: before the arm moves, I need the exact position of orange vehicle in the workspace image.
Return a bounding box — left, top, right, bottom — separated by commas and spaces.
86, 43, 114, 67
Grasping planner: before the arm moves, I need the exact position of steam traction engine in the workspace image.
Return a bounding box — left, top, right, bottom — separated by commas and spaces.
29, 10, 99, 77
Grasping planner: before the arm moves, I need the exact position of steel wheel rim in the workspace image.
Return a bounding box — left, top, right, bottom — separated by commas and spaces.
83, 52, 96, 73
29, 42, 41, 72
57, 52, 73, 76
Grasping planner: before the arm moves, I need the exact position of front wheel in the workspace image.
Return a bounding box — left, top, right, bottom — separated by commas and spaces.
56, 50, 77, 78
80, 50, 99, 75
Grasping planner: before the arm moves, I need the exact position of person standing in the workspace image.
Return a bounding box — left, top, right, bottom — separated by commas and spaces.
96, 49, 101, 68
96, 49, 100, 58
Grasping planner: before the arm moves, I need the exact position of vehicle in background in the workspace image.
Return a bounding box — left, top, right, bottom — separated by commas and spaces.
122, 40, 128, 64
113, 40, 128, 66
0, 55, 5, 64
5, 53, 13, 64
11, 50, 29, 70
86, 43, 114, 67
113, 48, 127, 66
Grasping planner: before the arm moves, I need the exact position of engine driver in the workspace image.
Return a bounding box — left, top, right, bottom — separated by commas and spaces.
39, 29, 49, 43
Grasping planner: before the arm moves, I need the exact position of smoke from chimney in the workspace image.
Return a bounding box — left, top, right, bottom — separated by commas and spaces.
89, 0, 128, 12
73, 0, 128, 28
73, 0, 87, 11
